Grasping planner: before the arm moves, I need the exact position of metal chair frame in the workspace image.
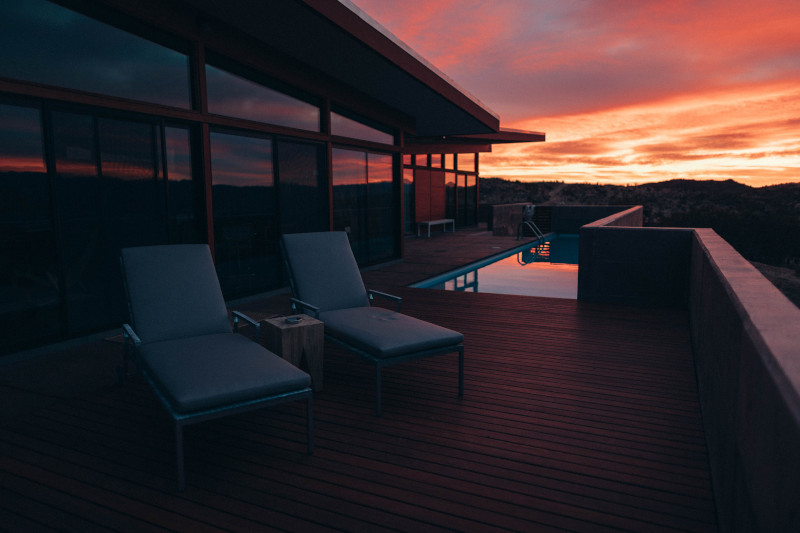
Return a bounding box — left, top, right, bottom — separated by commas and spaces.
120, 246, 313, 491
281, 237, 464, 416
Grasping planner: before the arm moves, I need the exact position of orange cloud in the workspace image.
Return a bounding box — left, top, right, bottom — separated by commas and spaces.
0, 156, 46, 173
353, 0, 800, 185
482, 83, 800, 186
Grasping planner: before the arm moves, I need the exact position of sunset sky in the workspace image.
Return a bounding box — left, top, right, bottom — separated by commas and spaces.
353, 0, 800, 186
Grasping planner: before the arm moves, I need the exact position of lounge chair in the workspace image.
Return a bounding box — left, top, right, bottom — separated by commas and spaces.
120, 244, 313, 491
280, 231, 464, 416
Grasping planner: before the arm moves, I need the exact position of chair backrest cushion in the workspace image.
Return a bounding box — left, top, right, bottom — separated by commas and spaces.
121, 244, 232, 343
282, 232, 369, 312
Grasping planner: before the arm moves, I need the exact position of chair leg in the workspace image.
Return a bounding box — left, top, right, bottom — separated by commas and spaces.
118, 338, 132, 386
306, 396, 314, 455
176, 424, 185, 492
375, 366, 382, 417
458, 347, 464, 398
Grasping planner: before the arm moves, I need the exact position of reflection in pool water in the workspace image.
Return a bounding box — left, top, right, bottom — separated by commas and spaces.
415, 234, 579, 299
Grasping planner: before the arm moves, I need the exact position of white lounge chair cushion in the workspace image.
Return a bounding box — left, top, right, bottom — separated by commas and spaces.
319, 307, 463, 358
139, 333, 310, 413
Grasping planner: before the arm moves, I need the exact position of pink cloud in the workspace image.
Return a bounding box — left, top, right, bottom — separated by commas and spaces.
481, 84, 800, 186
353, 0, 800, 185
356, 0, 800, 112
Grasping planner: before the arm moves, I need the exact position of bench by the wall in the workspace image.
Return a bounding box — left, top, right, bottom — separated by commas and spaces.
417, 218, 455, 238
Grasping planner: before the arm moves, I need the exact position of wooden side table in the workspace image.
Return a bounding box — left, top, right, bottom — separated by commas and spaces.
261, 315, 324, 391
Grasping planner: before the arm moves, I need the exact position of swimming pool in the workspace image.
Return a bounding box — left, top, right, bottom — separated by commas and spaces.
412, 234, 580, 299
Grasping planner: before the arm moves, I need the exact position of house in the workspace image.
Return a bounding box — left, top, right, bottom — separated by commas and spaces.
2, 1, 798, 530
0, 0, 543, 355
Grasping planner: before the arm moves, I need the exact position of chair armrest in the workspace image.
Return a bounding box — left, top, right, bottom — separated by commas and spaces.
368, 289, 402, 311
232, 310, 261, 340
290, 298, 320, 319
122, 323, 142, 346
232, 310, 259, 329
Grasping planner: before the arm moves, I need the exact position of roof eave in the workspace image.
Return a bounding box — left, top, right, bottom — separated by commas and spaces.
404, 128, 545, 154
303, 0, 500, 133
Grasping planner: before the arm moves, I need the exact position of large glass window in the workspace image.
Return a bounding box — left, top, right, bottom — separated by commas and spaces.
368, 153, 395, 261
465, 174, 477, 225
0, 104, 59, 354
332, 148, 396, 264
99, 117, 166, 247
403, 167, 415, 234
445, 172, 457, 220
210, 132, 278, 297
331, 112, 393, 144
0, 0, 190, 108
277, 141, 327, 235
457, 174, 467, 226
457, 153, 476, 172
0, 103, 198, 354
164, 127, 199, 243
51, 112, 171, 334
332, 148, 368, 261
52, 111, 104, 334
206, 65, 320, 132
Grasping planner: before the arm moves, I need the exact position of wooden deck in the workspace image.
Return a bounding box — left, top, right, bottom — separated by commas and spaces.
0, 229, 717, 532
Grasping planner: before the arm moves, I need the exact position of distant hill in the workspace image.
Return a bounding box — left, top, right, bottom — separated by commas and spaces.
480, 178, 800, 306
481, 178, 800, 222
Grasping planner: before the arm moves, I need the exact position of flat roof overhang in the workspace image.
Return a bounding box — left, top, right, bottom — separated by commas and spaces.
182, 0, 503, 137
404, 128, 546, 154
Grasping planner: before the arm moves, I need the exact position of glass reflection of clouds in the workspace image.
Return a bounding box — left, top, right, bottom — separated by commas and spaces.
332, 148, 395, 263
210, 131, 278, 298
368, 153, 393, 183
0, 0, 191, 108
0, 106, 45, 173
332, 148, 368, 185
99, 119, 158, 181
206, 65, 320, 132
331, 112, 393, 144
165, 128, 193, 183
210, 133, 273, 188
457, 153, 476, 172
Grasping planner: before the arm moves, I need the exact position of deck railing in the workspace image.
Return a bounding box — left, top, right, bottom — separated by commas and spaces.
688, 229, 800, 532
576, 205, 800, 532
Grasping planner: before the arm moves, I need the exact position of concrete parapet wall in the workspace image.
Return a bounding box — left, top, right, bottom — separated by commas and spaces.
514, 203, 799, 530
575, 205, 692, 306
487, 203, 530, 236
551, 205, 640, 233
579, 205, 644, 229
580, 222, 800, 530
489, 203, 641, 237
689, 229, 800, 533
578, 226, 693, 306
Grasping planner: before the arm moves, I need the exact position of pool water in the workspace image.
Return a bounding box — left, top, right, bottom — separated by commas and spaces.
413, 234, 579, 299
